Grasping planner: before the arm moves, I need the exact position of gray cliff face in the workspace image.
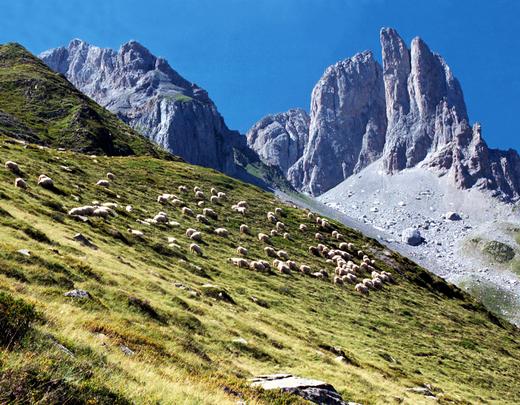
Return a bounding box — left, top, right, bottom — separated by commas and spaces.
40, 39, 245, 177
290, 51, 387, 195
248, 27, 520, 201
380, 28, 468, 174
245, 109, 309, 176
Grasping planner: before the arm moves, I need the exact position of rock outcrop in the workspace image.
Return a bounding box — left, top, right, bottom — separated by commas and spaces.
246, 108, 309, 176
248, 28, 520, 201
40, 39, 252, 181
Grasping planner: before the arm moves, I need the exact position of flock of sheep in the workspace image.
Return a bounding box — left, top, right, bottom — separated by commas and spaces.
4, 158, 395, 296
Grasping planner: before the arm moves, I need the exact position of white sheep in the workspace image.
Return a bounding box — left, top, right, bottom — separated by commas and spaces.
372, 278, 383, 290
274, 207, 283, 217
178, 185, 188, 193
286, 260, 298, 271
315, 232, 324, 241
202, 208, 218, 220
182, 207, 194, 216
153, 212, 169, 223
196, 214, 209, 224
128, 229, 144, 237
239, 224, 250, 234
250, 261, 266, 272
93, 207, 113, 218
14, 178, 27, 189
190, 231, 203, 242
195, 190, 205, 200
167, 236, 177, 243
362, 278, 374, 290
106, 172, 116, 180
96, 179, 110, 187
198, 201, 205, 208
237, 201, 248, 208
307, 212, 314, 220
185, 228, 197, 237
68, 206, 95, 216
277, 250, 289, 260
125, 205, 133, 212
300, 264, 311, 274
157, 194, 170, 204
308, 246, 320, 256
193, 186, 201, 193
267, 212, 277, 223
275, 221, 285, 231
381, 271, 395, 283
355, 283, 369, 295
236, 246, 248, 256
230, 257, 249, 268
277, 262, 291, 274
217, 192, 227, 200
283, 232, 290, 240
270, 229, 278, 237
210, 187, 218, 196
258, 233, 270, 243
190, 243, 203, 256
259, 260, 270, 271
299, 224, 307, 232
371, 271, 380, 279
343, 274, 357, 284
210, 195, 220, 204
214, 228, 229, 237
334, 275, 344, 285
172, 198, 185, 207
5, 160, 20, 173
264, 246, 277, 257
38, 175, 53, 188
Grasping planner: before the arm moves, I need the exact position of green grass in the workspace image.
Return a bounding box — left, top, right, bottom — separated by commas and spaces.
0, 137, 519, 404
0, 43, 172, 159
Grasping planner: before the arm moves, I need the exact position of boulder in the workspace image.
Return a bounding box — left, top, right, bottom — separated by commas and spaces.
401, 228, 424, 246
445, 212, 462, 221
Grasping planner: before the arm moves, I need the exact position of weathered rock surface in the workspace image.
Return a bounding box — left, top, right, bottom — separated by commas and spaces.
246, 109, 309, 176
39, 40, 263, 185
402, 228, 423, 246
250, 374, 350, 405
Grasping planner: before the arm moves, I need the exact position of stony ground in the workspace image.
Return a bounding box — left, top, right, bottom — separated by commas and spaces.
318, 161, 520, 326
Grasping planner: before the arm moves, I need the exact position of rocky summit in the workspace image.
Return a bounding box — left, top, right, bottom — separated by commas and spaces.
248, 28, 520, 201
39, 39, 257, 183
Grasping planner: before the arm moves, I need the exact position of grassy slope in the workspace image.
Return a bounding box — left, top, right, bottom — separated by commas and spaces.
0, 43, 170, 158
0, 138, 519, 404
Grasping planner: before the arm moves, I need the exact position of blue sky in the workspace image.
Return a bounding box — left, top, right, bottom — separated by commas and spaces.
1, 0, 519, 151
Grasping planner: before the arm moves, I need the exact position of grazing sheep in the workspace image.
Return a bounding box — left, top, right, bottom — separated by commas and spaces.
211, 187, 218, 196
362, 278, 374, 290
214, 228, 229, 237
167, 236, 177, 243
258, 233, 270, 243
299, 224, 308, 232
317, 244, 327, 252
96, 179, 110, 187
210, 195, 220, 204
381, 271, 395, 283
339, 242, 349, 251
372, 278, 383, 290
178, 185, 188, 193
125, 205, 133, 212
170, 198, 184, 207
154, 212, 169, 223
307, 212, 314, 220
315, 233, 324, 241
237, 201, 248, 208
286, 260, 298, 271
195, 190, 205, 200
14, 178, 27, 189
277, 250, 289, 260
68, 206, 95, 216
5, 160, 20, 173
283, 232, 290, 240
193, 186, 201, 193
93, 207, 113, 218
196, 214, 209, 224
274, 207, 283, 216
299, 264, 311, 274
239, 224, 250, 234
343, 274, 357, 284
190, 243, 203, 256
275, 221, 285, 231
277, 262, 291, 274
264, 246, 277, 257
217, 191, 227, 200
231, 204, 247, 214
259, 260, 270, 270
197, 201, 204, 207
182, 207, 194, 216
320, 219, 331, 230
308, 246, 320, 256
267, 212, 277, 223
186, 228, 197, 237
106, 172, 116, 180
128, 228, 144, 237
38, 175, 53, 188
334, 275, 344, 285
355, 283, 369, 295
357, 250, 365, 258
236, 246, 248, 256
190, 231, 203, 242
371, 271, 380, 279
157, 194, 169, 204
312, 271, 325, 279
230, 257, 249, 268
250, 261, 266, 272
270, 229, 278, 237
203, 208, 218, 220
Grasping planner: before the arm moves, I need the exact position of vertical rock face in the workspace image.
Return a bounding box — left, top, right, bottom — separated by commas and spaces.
380, 28, 468, 173
40, 39, 246, 178
246, 109, 309, 176
289, 51, 387, 195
